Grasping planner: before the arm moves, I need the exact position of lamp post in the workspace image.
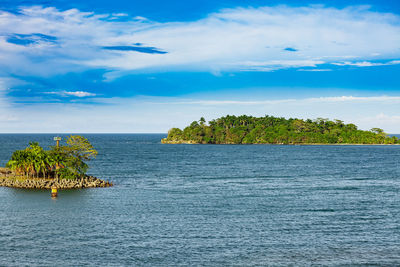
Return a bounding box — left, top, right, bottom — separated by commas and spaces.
52, 136, 62, 197
54, 136, 62, 148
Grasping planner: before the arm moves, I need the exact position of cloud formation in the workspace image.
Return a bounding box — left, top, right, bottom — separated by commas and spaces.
0, 5, 400, 77
46, 90, 96, 97
2, 94, 400, 133
332, 60, 400, 67
162, 95, 400, 106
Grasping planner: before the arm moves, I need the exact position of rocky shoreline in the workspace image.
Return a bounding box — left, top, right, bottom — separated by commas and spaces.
161, 138, 199, 144
0, 176, 113, 189
161, 138, 400, 145
0, 168, 113, 189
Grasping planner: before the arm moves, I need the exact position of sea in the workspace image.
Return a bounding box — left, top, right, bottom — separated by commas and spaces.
0, 134, 399, 266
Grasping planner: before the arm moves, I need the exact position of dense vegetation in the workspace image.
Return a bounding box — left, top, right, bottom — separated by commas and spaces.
162, 115, 399, 144
6, 135, 98, 180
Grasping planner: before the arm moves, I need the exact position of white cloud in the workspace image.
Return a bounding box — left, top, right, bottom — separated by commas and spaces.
163, 95, 400, 106
238, 60, 325, 72
63, 91, 96, 97
1, 94, 400, 133
0, 5, 399, 76
358, 113, 400, 133
297, 69, 332, 72
332, 60, 400, 67
307, 95, 400, 102
168, 99, 295, 105
133, 16, 148, 21
45, 90, 96, 97
112, 13, 128, 17
365, 113, 400, 123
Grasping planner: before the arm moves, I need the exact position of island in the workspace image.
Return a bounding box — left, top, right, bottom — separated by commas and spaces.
161, 115, 399, 145
0, 135, 112, 189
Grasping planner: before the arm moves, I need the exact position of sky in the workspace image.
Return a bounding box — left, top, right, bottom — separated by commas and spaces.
0, 0, 400, 133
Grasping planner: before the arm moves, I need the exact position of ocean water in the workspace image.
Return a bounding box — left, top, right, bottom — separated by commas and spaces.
0, 134, 400, 266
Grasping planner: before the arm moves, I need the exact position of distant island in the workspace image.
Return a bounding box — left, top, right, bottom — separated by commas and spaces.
0, 135, 112, 189
161, 115, 399, 145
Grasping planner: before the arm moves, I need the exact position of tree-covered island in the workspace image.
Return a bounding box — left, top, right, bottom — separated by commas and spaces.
0, 135, 112, 189
162, 115, 399, 145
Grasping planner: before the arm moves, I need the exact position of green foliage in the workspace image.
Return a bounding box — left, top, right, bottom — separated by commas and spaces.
6, 135, 97, 180
57, 167, 79, 180
64, 135, 98, 161
167, 128, 183, 141
164, 115, 399, 145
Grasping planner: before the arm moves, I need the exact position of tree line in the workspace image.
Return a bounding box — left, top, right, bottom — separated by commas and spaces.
6, 135, 97, 179
163, 115, 399, 144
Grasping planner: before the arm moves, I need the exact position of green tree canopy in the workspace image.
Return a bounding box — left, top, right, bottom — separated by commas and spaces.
6, 135, 98, 180
162, 115, 399, 145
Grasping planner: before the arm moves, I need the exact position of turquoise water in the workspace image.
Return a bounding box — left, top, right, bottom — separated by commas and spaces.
1, 134, 400, 266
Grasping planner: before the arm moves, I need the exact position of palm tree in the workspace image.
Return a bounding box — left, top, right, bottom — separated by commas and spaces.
48, 149, 67, 179
37, 150, 49, 178
6, 150, 29, 177
26, 142, 45, 178
6, 136, 98, 180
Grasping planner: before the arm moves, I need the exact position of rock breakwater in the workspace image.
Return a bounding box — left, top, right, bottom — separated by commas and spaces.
0, 176, 113, 189
161, 139, 199, 144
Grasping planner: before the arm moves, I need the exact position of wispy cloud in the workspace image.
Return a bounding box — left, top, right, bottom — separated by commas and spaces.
2, 94, 400, 133
332, 60, 400, 67
309, 95, 400, 102
362, 113, 400, 123
297, 68, 332, 72
162, 95, 400, 106
45, 90, 96, 97
0, 5, 400, 77
238, 60, 324, 72
64, 91, 96, 97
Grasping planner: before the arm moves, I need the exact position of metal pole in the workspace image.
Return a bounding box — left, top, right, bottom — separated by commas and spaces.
54, 137, 61, 148
53, 136, 62, 180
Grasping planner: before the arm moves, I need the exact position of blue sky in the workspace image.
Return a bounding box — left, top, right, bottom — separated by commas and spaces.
0, 0, 400, 132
